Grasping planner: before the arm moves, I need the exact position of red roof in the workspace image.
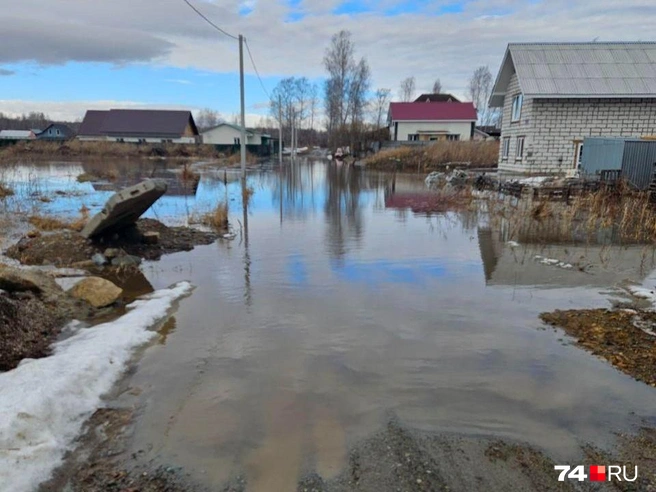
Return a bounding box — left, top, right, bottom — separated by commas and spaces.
389, 102, 477, 121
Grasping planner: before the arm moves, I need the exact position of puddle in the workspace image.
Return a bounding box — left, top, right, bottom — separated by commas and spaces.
3, 158, 656, 488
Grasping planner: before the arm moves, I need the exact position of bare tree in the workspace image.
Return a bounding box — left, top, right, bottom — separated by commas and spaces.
195, 108, 222, 131
370, 88, 391, 128
398, 77, 416, 102
323, 30, 371, 148
468, 66, 496, 125
309, 83, 319, 132
432, 79, 443, 94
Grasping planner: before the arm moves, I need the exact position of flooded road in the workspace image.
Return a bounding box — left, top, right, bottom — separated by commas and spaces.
3, 159, 656, 490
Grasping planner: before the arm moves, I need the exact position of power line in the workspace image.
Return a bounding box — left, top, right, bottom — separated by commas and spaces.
181, 0, 239, 40
244, 38, 272, 101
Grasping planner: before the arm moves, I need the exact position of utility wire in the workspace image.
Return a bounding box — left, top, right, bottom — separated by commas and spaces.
244, 38, 272, 101
182, 0, 239, 40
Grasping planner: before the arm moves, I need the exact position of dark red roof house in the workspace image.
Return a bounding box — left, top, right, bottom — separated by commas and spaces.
388, 101, 478, 142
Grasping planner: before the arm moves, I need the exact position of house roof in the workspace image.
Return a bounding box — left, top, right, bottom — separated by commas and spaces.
490, 42, 656, 107
78, 110, 110, 136
414, 93, 461, 103
389, 102, 477, 121
0, 130, 34, 139
79, 109, 198, 138
202, 122, 255, 136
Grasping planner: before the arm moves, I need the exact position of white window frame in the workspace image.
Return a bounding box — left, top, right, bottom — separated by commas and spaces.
501, 137, 510, 160
516, 136, 525, 161
446, 134, 460, 141
511, 94, 523, 122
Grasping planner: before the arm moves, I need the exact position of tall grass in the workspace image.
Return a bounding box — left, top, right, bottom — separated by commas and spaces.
28, 205, 90, 232
365, 141, 499, 172
194, 202, 229, 231
484, 184, 656, 244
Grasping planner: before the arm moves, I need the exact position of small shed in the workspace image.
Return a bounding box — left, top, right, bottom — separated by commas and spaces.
581, 137, 656, 190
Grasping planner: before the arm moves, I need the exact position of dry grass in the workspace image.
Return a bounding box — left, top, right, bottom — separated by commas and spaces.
0, 183, 14, 198
365, 141, 499, 172
242, 185, 255, 206
28, 205, 90, 232
77, 170, 119, 183
0, 140, 223, 160
226, 151, 258, 167
180, 163, 200, 182
483, 182, 656, 244
196, 202, 229, 231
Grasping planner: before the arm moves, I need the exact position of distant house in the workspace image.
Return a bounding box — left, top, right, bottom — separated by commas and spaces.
388, 102, 478, 142
0, 130, 36, 140
489, 42, 656, 174
414, 93, 461, 103
36, 123, 74, 141
201, 123, 278, 156
77, 109, 199, 144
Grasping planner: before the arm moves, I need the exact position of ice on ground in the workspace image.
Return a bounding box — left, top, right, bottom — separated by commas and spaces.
0, 281, 193, 492
54, 277, 86, 291
626, 285, 656, 303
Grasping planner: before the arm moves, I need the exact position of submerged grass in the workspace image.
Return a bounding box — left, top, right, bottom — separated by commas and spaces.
194, 202, 229, 231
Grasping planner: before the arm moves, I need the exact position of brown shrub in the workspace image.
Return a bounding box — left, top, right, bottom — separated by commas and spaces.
197, 202, 229, 231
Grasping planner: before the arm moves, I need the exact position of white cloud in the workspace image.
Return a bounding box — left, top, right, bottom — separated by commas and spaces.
1, 0, 655, 102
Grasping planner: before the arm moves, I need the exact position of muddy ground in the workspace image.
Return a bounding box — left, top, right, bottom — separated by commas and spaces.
40, 407, 656, 492
6, 218, 218, 267
540, 308, 656, 388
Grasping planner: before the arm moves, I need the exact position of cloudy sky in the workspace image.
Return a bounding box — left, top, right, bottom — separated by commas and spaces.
1, 0, 654, 123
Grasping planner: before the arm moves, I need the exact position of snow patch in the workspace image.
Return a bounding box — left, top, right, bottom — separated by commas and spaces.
626, 286, 656, 303
54, 277, 86, 291
0, 281, 193, 492
534, 255, 573, 270
507, 241, 520, 248
516, 176, 551, 186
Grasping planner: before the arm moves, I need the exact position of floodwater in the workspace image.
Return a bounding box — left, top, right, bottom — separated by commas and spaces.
3, 159, 656, 489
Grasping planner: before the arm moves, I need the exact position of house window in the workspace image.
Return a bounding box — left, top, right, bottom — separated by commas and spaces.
408, 134, 419, 141
501, 137, 510, 160
516, 136, 525, 161
234, 137, 240, 145
511, 94, 523, 122
446, 134, 460, 141
574, 142, 584, 168
56, 129, 60, 136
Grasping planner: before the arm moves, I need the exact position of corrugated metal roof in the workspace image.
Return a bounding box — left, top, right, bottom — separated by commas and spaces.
490, 42, 656, 106
0, 130, 34, 139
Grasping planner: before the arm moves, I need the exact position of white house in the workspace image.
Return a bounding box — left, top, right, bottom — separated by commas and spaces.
490, 42, 656, 174
201, 123, 268, 146
388, 102, 478, 142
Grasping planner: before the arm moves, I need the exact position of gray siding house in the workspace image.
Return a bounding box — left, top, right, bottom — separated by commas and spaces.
490, 42, 656, 174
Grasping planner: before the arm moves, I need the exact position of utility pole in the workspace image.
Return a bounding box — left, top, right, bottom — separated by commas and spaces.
239, 34, 246, 177
278, 95, 282, 166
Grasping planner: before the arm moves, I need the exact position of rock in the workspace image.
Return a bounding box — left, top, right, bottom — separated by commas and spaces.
92, 253, 108, 266
111, 255, 142, 267
27, 230, 41, 238
142, 231, 160, 245
103, 248, 121, 259
69, 277, 123, 308
81, 179, 168, 238
0, 264, 62, 297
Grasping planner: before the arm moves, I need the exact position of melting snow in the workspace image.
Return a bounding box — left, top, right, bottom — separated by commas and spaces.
0, 281, 193, 492
626, 286, 656, 303
533, 255, 574, 270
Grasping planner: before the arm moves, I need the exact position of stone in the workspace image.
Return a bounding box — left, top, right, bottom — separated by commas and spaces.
103, 248, 121, 259
0, 264, 62, 297
111, 255, 142, 267
92, 253, 108, 266
80, 179, 168, 238
69, 277, 123, 308
142, 231, 160, 245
